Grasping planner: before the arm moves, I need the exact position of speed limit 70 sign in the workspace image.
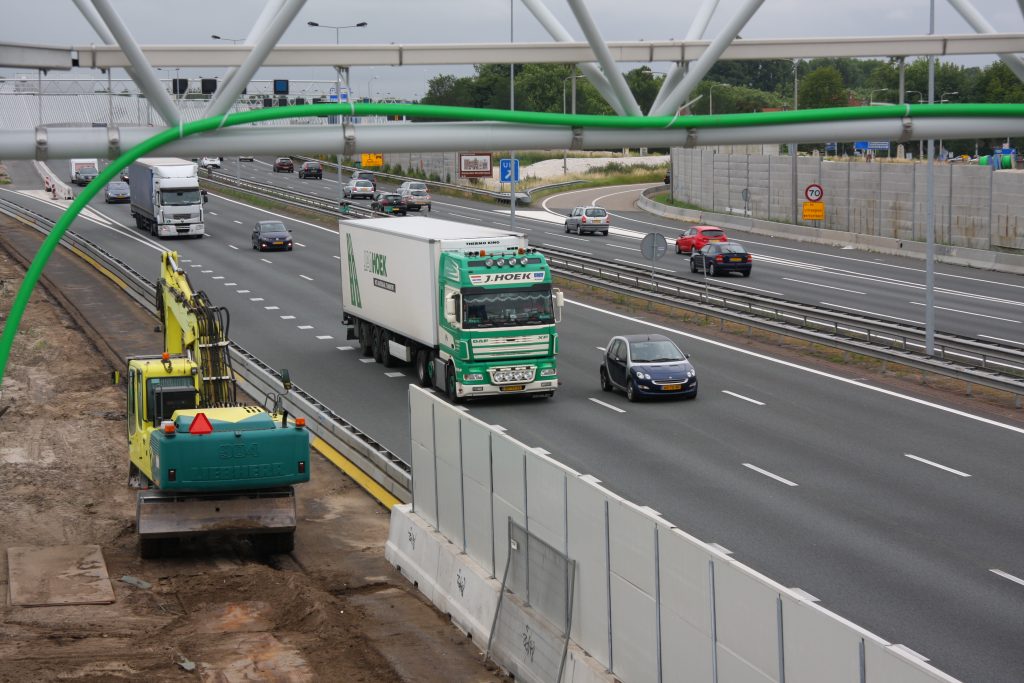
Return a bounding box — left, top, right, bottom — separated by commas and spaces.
805, 184, 824, 202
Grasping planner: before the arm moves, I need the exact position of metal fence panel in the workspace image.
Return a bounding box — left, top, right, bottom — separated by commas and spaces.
658, 526, 714, 681
434, 406, 464, 544
565, 474, 611, 667
713, 560, 782, 682
780, 595, 862, 683
525, 451, 569, 552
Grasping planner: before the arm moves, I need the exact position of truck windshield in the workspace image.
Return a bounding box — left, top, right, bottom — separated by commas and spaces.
160, 189, 201, 206
462, 287, 553, 328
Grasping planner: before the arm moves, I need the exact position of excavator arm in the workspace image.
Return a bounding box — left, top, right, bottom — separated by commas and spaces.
157, 251, 236, 406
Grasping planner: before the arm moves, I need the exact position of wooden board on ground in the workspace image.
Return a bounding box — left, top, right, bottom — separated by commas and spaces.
7, 545, 115, 606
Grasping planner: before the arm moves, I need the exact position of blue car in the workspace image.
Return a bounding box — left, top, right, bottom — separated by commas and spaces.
599, 333, 697, 401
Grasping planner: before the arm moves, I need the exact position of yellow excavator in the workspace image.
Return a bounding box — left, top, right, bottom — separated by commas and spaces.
125, 251, 309, 558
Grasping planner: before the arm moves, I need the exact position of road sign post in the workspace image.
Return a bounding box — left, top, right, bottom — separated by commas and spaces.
640, 232, 668, 290
499, 158, 520, 183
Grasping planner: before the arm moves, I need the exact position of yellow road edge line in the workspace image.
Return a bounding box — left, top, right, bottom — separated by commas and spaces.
310, 435, 402, 509
70, 246, 132, 292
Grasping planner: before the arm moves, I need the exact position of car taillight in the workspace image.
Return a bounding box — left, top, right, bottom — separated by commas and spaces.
746, 254, 752, 262
715, 255, 724, 262
581, 216, 587, 223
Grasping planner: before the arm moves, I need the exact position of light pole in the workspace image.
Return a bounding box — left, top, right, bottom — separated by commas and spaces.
366, 75, 378, 103
210, 34, 244, 45
869, 87, 889, 104
791, 59, 799, 224
307, 20, 368, 197
938, 91, 958, 159
562, 70, 578, 174
709, 82, 732, 116
905, 91, 924, 157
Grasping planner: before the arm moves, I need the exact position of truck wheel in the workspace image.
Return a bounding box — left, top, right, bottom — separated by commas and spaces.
372, 328, 385, 363
446, 365, 461, 404
415, 349, 433, 387
381, 333, 397, 368
358, 323, 373, 356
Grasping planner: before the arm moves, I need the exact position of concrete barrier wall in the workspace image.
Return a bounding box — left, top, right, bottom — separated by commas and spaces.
670, 148, 1024, 255
388, 386, 962, 683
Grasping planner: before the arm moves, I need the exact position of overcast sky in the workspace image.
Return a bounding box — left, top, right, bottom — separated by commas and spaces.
3, 0, 1022, 99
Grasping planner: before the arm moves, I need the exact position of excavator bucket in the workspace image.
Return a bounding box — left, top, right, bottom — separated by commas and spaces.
136, 487, 296, 540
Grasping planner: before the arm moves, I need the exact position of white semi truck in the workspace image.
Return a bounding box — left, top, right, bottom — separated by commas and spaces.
129, 158, 206, 238
340, 217, 562, 400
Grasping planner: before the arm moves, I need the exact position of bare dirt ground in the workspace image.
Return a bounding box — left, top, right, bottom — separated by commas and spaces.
0, 239, 507, 681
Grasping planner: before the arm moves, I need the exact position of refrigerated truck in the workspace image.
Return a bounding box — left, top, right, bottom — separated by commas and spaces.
340, 217, 563, 400
69, 158, 99, 185
128, 158, 206, 238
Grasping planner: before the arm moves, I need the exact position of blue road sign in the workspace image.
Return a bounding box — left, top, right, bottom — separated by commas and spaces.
825, 142, 837, 152
499, 158, 520, 183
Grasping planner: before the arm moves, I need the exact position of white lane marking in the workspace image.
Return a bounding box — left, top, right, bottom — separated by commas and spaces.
608, 243, 640, 252
903, 453, 971, 477
337, 346, 353, 351
596, 346, 606, 352
264, 305, 279, 310
191, 264, 202, 268
783, 277, 866, 295
208, 212, 218, 216
299, 274, 314, 281
822, 302, 921, 326
225, 282, 237, 286
228, 245, 238, 250
588, 397, 626, 413
316, 335, 334, 340
722, 390, 764, 406
280, 315, 296, 320
250, 297, 264, 302
908, 302, 1021, 324
260, 258, 273, 264
448, 211, 485, 221
385, 372, 405, 378
212, 276, 224, 280
297, 325, 314, 330
237, 289, 250, 294
544, 231, 588, 242
723, 282, 784, 296
359, 357, 376, 363
535, 242, 592, 256
201, 270, 213, 273
743, 463, 798, 487
980, 334, 1024, 347
569, 299, 1024, 436
333, 255, 341, 260
233, 220, 243, 224
211, 193, 338, 235
990, 569, 1024, 588
494, 209, 565, 224
614, 258, 675, 273
295, 242, 306, 247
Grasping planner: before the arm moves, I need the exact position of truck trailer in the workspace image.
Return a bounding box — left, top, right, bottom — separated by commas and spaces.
69, 158, 99, 186
340, 217, 562, 400
129, 157, 206, 238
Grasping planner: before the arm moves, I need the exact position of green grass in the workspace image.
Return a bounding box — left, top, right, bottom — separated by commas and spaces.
649, 191, 701, 211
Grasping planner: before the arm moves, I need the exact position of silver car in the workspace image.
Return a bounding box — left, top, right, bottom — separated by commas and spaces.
565, 206, 610, 236
343, 179, 375, 199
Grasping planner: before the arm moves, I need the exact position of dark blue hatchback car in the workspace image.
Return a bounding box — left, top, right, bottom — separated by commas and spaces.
599, 334, 697, 401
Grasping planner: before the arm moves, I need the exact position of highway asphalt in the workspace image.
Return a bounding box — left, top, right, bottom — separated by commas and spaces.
3, 158, 1023, 682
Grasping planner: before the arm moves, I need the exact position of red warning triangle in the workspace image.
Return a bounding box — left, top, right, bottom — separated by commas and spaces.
188, 412, 214, 435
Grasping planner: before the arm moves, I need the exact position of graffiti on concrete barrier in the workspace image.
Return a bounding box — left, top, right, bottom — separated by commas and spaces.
522, 625, 536, 662
407, 526, 416, 550
456, 569, 466, 596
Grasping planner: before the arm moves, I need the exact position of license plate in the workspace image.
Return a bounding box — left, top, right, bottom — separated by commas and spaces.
500, 385, 525, 392
730, 257, 742, 262
274, 241, 283, 245
662, 384, 682, 391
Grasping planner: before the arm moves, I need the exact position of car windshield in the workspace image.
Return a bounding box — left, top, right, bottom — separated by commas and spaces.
382, 194, 401, 201
80, 167, 98, 174
259, 222, 286, 233
355, 181, 373, 187
276, 158, 289, 163
107, 182, 128, 192
629, 339, 685, 363
159, 189, 201, 206
462, 287, 554, 329
701, 229, 725, 238
409, 190, 428, 196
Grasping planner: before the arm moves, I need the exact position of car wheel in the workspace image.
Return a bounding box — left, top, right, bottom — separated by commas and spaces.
741, 270, 750, 277
690, 260, 698, 273
564, 223, 570, 233
708, 263, 717, 277
602, 231, 608, 236
676, 245, 682, 254
626, 379, 639, 402
599, 367, 612, 392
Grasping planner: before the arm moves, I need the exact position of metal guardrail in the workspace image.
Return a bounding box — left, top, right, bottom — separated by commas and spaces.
204, 170, 381, 220
542, 245, 1024, 401
294, 155, 585, 205
0, 196, 412, 501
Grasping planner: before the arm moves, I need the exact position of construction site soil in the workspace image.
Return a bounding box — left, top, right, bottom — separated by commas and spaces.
0, 219, 507, 682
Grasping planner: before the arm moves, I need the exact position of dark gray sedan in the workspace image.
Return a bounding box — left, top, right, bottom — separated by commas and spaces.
103, 181, 130, 203
599, 333, 697, 401
251, 220, 293, 251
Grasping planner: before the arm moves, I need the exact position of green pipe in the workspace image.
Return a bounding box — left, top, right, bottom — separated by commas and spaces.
2, 101, 1023, 385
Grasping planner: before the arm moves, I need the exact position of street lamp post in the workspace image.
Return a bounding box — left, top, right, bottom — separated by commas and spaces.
906, 91, 924, 157
791, 59, 799, 224
938, 91, 958, 159
366, 75, 378, 103
869, 87, 889, 104
307, 20, 368, 200
562, 70, 577, 174
709, 82, 731, 116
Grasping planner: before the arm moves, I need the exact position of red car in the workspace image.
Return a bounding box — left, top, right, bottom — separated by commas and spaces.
675, 226, 728, 254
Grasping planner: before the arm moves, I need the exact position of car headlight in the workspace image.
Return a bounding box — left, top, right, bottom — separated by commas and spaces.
463, 373, 484, 382
539, 368, 557, 377
634, 371, 650, 380
687, 370, 695, 378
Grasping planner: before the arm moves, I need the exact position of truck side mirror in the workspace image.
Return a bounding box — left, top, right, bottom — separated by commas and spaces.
554, 289, 564, 323
201, 189, 209, 204
444, 296, 456, 323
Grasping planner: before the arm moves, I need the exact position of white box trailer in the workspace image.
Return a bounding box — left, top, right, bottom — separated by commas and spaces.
340, 217, 526, 347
